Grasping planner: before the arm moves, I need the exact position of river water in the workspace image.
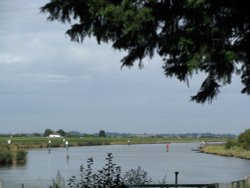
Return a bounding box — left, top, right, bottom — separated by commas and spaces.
0, 143, 250, 187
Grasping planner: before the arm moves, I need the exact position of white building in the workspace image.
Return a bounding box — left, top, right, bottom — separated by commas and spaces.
48, 133, 61, 138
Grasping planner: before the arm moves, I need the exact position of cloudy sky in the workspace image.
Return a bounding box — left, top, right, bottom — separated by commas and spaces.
0, 0, 249, 135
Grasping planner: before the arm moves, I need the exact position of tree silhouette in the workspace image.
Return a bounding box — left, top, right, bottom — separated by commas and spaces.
41, 0, 250, 103
99, 130, 106, 137
43, 129, 54, 137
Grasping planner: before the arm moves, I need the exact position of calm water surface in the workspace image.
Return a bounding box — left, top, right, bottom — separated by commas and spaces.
0, 143, 250, 187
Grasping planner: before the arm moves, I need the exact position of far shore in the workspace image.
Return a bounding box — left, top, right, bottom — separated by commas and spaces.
1, 136, 249, 160
0, 136, 225, 149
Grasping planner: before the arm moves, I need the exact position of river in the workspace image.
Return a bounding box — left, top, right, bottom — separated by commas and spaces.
0, 143, 250, 187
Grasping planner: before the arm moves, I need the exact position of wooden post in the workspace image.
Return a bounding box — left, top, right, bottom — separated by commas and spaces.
175, 172, 179, 188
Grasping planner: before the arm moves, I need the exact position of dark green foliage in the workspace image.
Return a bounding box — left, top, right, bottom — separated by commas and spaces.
238, 129, 250, 150
57, 129, 67, 137
68, 153, 126, 188
43, 129, 54, 137
224, 139, 238, 149
16, 150, 27, 163
50, 142, 61, 148
123, 166, 152, 185
53, 153, 152, 187
224, 129, 250, 150
0, 150, 11, 164
99, 130, 106, 137
41, 0, 250, 103
0, 146, 27, 165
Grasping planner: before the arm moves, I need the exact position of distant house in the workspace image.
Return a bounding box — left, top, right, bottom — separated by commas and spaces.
48, 133, 61, 138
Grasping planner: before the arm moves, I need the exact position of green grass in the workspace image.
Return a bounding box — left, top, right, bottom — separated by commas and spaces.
0, 136, 226, 149
201, 144, 250, 160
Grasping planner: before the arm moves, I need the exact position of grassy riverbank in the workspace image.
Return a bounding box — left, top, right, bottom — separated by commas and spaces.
0, 136, 228, 164
0, 136, 225, 149
201, 144, 250, 160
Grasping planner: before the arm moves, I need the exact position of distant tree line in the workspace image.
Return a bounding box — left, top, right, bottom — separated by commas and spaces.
104, 132, 236, 139
43, 129, 67, 137
42, 129, 107, 137
0, 130, 235, 138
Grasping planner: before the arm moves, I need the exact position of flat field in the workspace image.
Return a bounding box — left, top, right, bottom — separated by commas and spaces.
0, 136, 225, 149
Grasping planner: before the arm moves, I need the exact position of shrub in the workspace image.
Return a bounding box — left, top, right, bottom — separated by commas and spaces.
123, 166, 152, 185
68, 153, 126, 188
50, 153, 152, 188
224, 139, 238, 149
16, 150, 27, 163
238, 129, 250, 150
0, 151, 11, 164
0, 145, 27, 165
50, 170, 66, 188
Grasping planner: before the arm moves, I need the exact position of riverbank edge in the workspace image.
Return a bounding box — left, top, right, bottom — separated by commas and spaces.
1, 137, 223, 165
0, 136, 225, 149
3, 137, 250, 162
200, 143, 250, 160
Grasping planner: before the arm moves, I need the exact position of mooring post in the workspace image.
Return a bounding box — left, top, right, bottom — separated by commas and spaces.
48, 140, 51, 154
175, 171, 179, 188
65, 140, 69, 159
7, 139, 11, 145
166, 143, 170, 152
21, 183, 24, 188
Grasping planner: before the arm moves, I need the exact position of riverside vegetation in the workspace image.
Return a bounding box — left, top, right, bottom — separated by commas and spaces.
201, 129, 250, 160
0, 129, 249, 165
0, 135, 225, 165
0, 144, 27, 165
0, 136, 226, 149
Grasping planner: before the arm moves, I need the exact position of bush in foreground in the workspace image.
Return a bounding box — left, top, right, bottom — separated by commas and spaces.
50, 153, 153, 188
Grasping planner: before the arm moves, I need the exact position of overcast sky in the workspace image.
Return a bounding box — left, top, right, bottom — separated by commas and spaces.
0, 0, 249, 135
